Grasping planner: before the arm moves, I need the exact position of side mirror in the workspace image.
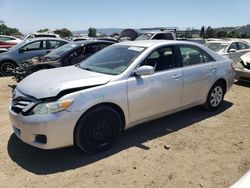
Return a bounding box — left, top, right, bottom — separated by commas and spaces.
228, 48, 237, 53
19, 48, 25, 53
134, 65, 154, 76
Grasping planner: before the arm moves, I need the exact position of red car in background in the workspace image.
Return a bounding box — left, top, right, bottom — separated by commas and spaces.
0, 40, 17, 49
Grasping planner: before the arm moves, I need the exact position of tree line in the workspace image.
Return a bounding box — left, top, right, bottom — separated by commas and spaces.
1, 22, 249, 39
200, 26, 249, 38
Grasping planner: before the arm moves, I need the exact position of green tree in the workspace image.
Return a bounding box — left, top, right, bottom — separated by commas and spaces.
216, 31, 227, 38
0, 24, 22, 35
206, 26, 215, 38
200, 26, 205, 38
88, 27, 97, 37
240, 32, 249, 38
225, 31, 239, 38
110, 32, 119, 37
37, 28, 49, 33
54, 28, 72, 38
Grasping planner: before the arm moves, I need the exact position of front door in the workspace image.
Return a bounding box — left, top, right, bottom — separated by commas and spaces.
127, 46, 183, 123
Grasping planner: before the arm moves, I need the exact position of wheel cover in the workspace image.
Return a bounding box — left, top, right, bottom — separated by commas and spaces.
87, 117, 112, 143
210, 86, 223, 107
1, 63, 15, 76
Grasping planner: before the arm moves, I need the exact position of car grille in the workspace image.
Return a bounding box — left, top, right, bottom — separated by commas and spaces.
11, 97, 33, 114
11, 89, 37, 115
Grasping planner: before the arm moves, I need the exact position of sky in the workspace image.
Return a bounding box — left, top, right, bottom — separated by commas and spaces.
0, 0, 250, 34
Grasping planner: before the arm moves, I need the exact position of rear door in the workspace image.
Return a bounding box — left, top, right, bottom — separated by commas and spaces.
127, 46, 183, 123
178, 45, 216, 106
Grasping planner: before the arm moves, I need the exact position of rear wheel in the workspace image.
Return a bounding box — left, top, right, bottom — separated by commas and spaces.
205, 82, 225, 111
74, 106, 122, 153
0, 61, 16, 76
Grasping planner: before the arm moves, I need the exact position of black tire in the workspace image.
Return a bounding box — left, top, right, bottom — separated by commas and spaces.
204, 81, 225, 111
0, 61, 17, 76
74, 106, 122, 153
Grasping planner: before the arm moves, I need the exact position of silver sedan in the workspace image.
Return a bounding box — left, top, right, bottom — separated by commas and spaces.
9, 40, 235, 153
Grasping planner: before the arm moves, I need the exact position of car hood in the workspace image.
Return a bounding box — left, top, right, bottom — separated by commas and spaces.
17, 66, 114, 99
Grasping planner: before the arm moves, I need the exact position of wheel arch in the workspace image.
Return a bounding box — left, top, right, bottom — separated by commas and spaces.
213, 78, 227, 93
73, 102, 126, 143
0, 59, 18, 66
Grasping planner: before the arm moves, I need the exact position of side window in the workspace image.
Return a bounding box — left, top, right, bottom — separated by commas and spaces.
21, 41, 44, 51
97, 43, 112, 51
152, 33, 165, 40
180, 46, 203, 66
228, 43, 238, 51
238, 42, 249, 50
47, 40, 66, 49
0, 36, 12, 41
85, 44, 98, 56
141, 46, 175, 72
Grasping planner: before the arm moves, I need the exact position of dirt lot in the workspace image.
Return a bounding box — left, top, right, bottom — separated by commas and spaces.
0, 77, 249, 188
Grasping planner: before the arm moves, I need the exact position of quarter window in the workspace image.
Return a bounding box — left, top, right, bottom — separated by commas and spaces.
141, 46, 175, 71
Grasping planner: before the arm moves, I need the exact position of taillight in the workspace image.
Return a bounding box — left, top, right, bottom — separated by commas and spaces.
231, 62, 236, 70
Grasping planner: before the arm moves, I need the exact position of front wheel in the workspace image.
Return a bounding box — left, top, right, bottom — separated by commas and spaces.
74, 106, 122, 153
0, 61, 17, 76
204, 82, 225, 111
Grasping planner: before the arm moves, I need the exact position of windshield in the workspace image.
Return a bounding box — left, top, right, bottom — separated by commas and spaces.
79, 45, 146, 75
204, 43, 228, 53
45, 43, 77, 58
135, 33, 153, 41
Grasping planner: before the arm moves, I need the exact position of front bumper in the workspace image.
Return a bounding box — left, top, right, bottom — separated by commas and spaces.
235, 68, 250, 82
8, 106, 82, 149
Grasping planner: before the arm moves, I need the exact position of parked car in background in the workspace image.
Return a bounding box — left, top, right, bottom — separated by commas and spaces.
0, 40, 17, 49
72, 37, 93, 41
22, 33, 60, 41
0, 35, 22, 43
119, 28, 177, 41
0, 38, 68, 76
9, 40, 235, 153
205, 40, 250, 63
235, 52, 250, 82
12, 40, 115, 81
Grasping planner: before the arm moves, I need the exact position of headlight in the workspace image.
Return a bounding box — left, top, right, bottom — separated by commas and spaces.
32, 99, 74, 114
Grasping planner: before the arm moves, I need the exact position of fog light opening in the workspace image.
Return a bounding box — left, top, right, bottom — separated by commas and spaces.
35, 135, 47, 144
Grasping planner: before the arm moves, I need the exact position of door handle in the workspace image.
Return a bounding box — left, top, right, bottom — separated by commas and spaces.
172, 73, 182, 79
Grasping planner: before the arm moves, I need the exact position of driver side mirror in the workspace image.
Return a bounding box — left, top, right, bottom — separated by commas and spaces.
134, 65, 154, 76
228, 48, 237, 53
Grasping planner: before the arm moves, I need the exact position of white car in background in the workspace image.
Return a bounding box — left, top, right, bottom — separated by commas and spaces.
205, 40, 250, 63
0, 35, 22, 43
22, 33, 60, 41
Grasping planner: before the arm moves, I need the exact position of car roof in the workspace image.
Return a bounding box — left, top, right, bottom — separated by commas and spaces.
206, 40, 248, 44
25, 37, 68, 42
117, 40, 199, 48
73, 40, 115, 46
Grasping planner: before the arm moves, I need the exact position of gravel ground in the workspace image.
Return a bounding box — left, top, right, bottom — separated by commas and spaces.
0, 77, 249, 188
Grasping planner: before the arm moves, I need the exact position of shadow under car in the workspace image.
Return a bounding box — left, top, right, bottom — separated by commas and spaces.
8, 101, 233, 175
